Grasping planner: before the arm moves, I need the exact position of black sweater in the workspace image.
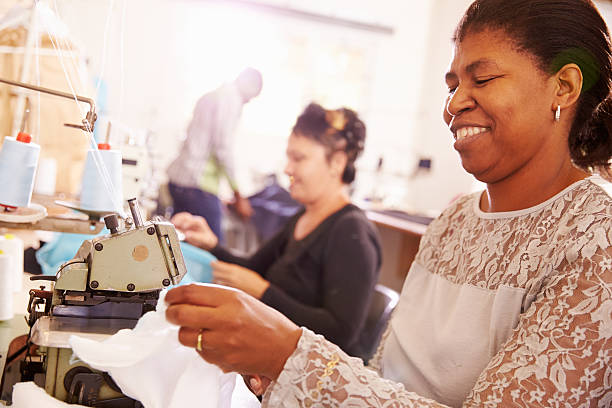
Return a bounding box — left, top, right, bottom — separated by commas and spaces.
211, 204, 381, 356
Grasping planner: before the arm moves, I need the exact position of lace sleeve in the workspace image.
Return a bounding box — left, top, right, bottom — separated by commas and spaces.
262, 328, 448, 407
464, 243, 611, 406
263, 245, 611, 407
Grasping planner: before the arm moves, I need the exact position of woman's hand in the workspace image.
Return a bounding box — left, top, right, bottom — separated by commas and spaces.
212, 261, 270, 299
243, 374, 271, 396
171, 212, 218, 250
165, 284, 302, 380
231, 194, 254, 220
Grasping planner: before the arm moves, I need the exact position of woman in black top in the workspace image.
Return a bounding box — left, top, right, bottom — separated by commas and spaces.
172, 103, 381, 356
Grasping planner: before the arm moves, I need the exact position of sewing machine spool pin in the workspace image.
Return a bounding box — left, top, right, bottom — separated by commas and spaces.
127, 198, 144, 228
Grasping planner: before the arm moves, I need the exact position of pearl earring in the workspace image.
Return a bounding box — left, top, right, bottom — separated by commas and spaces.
554, 105, 561, 122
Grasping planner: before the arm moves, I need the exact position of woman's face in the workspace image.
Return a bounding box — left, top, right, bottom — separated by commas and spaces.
284, 133, 344, 205
444, 29, 559, 183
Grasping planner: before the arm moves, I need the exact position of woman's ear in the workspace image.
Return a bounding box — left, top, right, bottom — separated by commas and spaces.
330, 150, 348, 178
553, 63, 583, 111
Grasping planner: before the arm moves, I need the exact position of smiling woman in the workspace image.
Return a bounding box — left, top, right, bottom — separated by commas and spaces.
165, 1, 612, 406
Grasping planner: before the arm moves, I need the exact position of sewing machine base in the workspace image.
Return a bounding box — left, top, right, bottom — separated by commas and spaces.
0, 335, 144, 407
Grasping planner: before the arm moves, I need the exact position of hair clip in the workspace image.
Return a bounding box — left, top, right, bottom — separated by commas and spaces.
325, 110, 348, 132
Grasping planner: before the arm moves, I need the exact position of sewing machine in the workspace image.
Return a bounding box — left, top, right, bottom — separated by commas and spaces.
0, 198, 187, 406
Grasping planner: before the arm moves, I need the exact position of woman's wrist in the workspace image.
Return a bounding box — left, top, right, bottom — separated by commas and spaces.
205, 235, 218, 251
253, 280, 270, 299
268, 327, 302, 380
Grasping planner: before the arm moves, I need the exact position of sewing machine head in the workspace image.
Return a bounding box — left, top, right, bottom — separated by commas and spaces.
55, 210, 186, 297
0, 198, 187, 406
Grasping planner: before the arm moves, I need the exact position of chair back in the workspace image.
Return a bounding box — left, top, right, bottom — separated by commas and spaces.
357, 284, 400, 362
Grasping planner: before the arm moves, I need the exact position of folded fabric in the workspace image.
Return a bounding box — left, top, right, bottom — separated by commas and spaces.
11, 382, 88, 408
68, 290, 235, 408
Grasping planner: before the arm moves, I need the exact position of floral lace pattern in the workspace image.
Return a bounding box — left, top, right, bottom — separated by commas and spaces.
263, 178, 612, 407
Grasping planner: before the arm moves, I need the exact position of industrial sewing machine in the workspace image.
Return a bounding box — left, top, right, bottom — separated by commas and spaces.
0, 198, 187, 406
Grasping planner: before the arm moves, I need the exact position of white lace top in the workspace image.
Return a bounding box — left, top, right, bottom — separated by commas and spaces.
262, 176, 612, 407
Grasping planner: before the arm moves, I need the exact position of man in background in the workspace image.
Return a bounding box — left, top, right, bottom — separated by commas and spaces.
167, 67, 263, 242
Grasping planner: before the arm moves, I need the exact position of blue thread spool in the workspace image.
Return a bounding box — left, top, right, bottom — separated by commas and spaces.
80, 144, 123, 213
0, 133, 40, 208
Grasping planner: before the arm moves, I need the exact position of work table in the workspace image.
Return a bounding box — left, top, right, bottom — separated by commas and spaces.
365, 209, 435, 293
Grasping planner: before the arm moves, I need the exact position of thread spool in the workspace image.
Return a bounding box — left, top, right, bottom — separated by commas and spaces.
34, 157, 57, 196
0, 234, 23, 293
0, 133, 40, 208
0, 250, 14, 321
80, 144, 123, 213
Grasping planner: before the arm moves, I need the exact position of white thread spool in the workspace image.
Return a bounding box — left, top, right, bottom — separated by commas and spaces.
34, 157, 57, 196
0, 250, 14, 321
0, 234, 23, 293
80, 147, 123, 213
0, 134, 40, 208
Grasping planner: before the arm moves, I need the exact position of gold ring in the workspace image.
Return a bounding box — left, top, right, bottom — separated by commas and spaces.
196, 329, 204, 352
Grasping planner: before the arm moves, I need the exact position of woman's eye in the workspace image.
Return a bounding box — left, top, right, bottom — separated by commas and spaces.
474, 77, 496, 86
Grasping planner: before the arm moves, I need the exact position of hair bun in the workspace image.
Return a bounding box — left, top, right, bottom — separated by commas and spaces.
572, 93, 612, 178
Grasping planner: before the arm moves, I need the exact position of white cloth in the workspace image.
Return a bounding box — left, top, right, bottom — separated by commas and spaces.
11, 382, 88, 408
167, 83, 243, 188
263, 176, 612, 407
68, 289, 235, 408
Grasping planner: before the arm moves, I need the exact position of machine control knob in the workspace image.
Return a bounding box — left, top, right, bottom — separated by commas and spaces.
104, 214, 120, 234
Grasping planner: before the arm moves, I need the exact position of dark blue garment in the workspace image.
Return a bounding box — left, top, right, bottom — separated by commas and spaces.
248, 181, 302, 241
168, 182, 224, 243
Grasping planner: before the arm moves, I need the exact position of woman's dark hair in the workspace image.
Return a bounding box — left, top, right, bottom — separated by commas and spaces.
455, 0, 612, 178
292, 103, 366, 183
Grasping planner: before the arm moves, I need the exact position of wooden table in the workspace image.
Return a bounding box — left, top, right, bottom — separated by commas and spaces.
366, 210, 433, 293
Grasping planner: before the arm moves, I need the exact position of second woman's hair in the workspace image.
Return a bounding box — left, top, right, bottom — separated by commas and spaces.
292, 103, 366, 183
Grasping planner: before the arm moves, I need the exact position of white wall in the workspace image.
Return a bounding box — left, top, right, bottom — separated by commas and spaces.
597, 1, 612, 22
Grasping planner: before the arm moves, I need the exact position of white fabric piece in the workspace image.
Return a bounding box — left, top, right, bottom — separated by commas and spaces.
11, 382, 88, 408
69, 290, 235, 408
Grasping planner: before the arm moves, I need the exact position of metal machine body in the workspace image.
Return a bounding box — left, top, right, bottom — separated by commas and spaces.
0, 199, 186, 406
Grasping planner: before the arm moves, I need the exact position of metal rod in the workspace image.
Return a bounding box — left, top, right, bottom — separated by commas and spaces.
105, 121, 112, 145
0, 77, 97, 131
20, 97, 30, 133
0, 77, 95, 112
128, 198, 144, 228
